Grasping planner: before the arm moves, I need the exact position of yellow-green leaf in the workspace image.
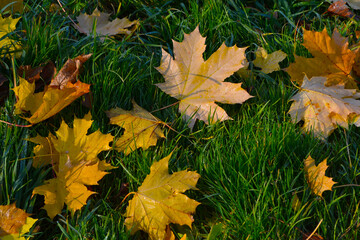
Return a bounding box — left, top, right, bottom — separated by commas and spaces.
253, 47, 286, 73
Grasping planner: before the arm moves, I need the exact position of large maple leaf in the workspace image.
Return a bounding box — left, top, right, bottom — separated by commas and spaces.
30, 113, 115, 218
0, 15, 21, 57
304, 156, 336, 197
106, 100, 165, 155
0, 203, 37, 240
124, 153, 200, 240
288, 76, 360, 138
286, 28, 358, 88
13, 54, 91, 124
155, 26, 252, 129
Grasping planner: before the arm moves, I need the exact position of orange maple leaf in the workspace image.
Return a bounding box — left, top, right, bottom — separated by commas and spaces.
304, 156, 337, 197
155, 26, 252, 129
13, 54, 91, 124
286, 28, 358, 88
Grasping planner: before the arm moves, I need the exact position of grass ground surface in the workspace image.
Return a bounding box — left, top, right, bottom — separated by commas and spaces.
1, 0, 360, 239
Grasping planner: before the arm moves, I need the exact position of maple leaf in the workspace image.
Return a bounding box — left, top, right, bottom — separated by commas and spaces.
29, 112, 114, 170
106, 100, 165, 155
288, 76, 360, 138
0, 15, 21, 57
253, 47, 287, 73
124, 152, 200, 240
13, 54, 91, 124
30, 113, 115, 219
331, 0, 360, 9
304, 156, 336, 197
75, 8, 138, 39
286, 28, 358, 88
156, 26, 252, 128
0, 203, 37, 240
327, 0, 355, 19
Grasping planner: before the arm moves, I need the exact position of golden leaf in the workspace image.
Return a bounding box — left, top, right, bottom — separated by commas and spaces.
106, 100, 165, 155
288, 76, 360, 138
304, 156, 336, 197
75, 8, 138, 39
0, 15, 21, 57
30, 113, 115, 219
253, 47, 287, 73
13, 55, 91, 124
124, 153, 200, 240
286, 28, 358, 88
0, 203, 37, 240
155, 26, 252, 129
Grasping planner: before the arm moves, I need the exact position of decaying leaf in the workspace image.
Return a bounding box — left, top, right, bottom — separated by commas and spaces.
124, 153, 200, 240
286, 28, 358, 88
331, 0, 360, 9
304, 156, 336, 197
30, 113, 115, 219
0, 15, 21, 57
106, 100, 165, 155
156, 26, 252, 129
75, 8, 138, 39
288, 76, 360, 138
13, 54, 91, 124
18, 61, 56, 85
327, 0, 355, 18
0, 203, 37, 240
253, 47, 287, 73
0, 72, 9, 106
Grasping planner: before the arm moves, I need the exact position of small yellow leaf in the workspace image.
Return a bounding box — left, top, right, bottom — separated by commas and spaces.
0, 203, 37, 240
253, 47, 286, 74
124, 153, 200, 240
0, 15, 21, 57
291, 194, 301, 212
75, 8, 138, 39
304, 156, 337, 197
156, 26, 252, 128
106, 100, 165, 155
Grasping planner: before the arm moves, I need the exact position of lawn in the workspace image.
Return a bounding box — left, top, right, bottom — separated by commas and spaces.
1, 0, 360, 239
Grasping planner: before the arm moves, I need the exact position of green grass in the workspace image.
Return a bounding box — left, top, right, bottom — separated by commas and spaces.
1, 0, 360, 239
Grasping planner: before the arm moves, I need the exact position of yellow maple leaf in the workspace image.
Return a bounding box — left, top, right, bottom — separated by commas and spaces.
286, 28, 358, 88
0, 203, 37, 240
124, 153, 200, 240
106, 100, 165, 155
304, 156, 337, 197
288, 76, 360, 138
155, 26, 252, 129
30, 113, 115, 219
0, 15, 21, 57
13, 54, 91, 124
253, 47, 287, 74
75, 8, 138, 39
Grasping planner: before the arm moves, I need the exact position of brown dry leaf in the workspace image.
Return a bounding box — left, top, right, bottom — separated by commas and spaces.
288, 76, 360, 138
286, 28, 358, 88
253, 47, 287, 73
124, 152, 200, 240
13, 54, 91, 124
106, 100, 165, 155
330, 0, 360, 9
0, 72, 9, 106
327, 0, 355, 18
156, 26, 252, 129
30, 113, 115, 219
304, 156, 336, 197
0, 203, 37, 239
75, 8, 138, 39
18, 61, 55, 85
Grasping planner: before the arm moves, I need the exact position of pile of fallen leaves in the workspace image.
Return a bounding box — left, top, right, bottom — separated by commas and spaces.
2, 0, 360, 239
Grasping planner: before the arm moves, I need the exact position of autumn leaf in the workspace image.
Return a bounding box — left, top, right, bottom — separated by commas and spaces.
124, 152, 200, 240
28, 112, 114, 170
331, 0, 360, 9
0, 15, 21, 57
304, 156, 336, 197
0, 203, 37, 240
75, 8, 138, 39
13, 54, 91, 124
327, 0, 355, 19
0, 72, 9, 106
106, 100, 165, 155
286, 28, 358, 88
253, 47, 287, 73
288, 76, 360, 138
156, 26, 252, 129
30, 113, 115, 219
